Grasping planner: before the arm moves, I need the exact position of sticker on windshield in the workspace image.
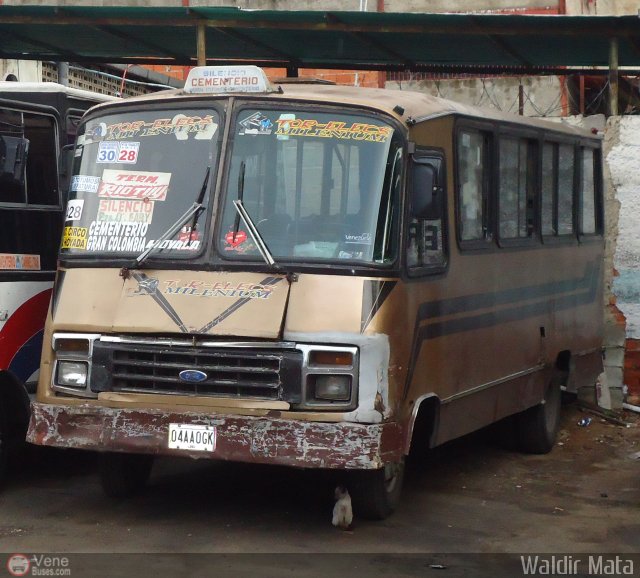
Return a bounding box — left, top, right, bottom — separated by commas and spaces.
104, 115, 217, 141
61, 226, 88, 250
98, 169, 171, 201
65, 199, 84, 221
224, 230, 247, 248
86, 221, 148, 253
96, 141, 140, 164
344, 232, 373, 245
71, 175, 100, 193
178, 226, 200, 244
274, 119, 392, 143
96, 198, 154, 224
117, 141, 140, 163
96, 141, 119, 163
239, 112, 273, 135
276, 114, 296, 141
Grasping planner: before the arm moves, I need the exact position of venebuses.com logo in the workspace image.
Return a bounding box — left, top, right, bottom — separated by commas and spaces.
6, 554, 70, 577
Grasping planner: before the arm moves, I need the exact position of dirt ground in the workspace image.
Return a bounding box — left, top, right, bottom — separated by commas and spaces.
0, 403, 638, 575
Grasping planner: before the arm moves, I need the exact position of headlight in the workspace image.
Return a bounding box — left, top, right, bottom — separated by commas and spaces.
296, 344, 358, 409
56, 360, 88, 388
51, 332, 101, 398
313, 375, 352, 401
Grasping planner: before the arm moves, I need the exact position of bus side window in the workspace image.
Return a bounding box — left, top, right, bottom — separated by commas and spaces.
498, 136, 536, 241
580, 147, 598, 235
457, 130, 489, 242
407, 154, 446, 272
541, 141, 576, 239
0, 109, 58, 207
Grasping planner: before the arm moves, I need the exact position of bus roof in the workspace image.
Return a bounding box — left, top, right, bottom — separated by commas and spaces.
87, 82, 595, 139
0, 81, 118, 103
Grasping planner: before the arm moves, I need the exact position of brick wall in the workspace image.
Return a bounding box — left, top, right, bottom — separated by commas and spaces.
624, 339, 640, 404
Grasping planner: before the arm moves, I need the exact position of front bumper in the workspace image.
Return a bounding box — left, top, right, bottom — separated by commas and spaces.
27, 402, 403, 470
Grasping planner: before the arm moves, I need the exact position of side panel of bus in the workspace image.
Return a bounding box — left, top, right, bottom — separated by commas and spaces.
370, 116, 603, 450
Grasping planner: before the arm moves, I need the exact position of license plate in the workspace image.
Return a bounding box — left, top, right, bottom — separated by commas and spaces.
168, 423, 216, 452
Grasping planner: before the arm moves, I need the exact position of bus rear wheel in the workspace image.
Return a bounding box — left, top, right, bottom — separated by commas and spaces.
99, 453, 154, 498
516, 381, 562, 454
348, 460, 405, 520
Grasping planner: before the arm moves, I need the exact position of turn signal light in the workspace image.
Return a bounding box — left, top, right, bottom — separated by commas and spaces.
309, 350, 353, 367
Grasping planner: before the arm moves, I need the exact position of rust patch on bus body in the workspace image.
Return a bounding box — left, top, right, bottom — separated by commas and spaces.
28, 402, 403, 470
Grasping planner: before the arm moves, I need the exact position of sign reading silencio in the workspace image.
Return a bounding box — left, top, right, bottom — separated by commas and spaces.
184, 65, 273, 94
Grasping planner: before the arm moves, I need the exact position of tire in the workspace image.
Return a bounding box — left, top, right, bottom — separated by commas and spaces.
348, 460, 405, 520
99, 453, 154, 498
516, 381, 562, 454
0, 404, 8, 488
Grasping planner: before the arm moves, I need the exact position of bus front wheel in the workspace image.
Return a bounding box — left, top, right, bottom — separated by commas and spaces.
99, 453, 154, 498
516, 381, 562, 454
0, 405, 8, 487
349, 460, 405, 520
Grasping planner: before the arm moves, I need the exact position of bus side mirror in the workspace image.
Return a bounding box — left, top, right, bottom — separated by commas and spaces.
0, 135, 29, 186
59, 144, 75, 196
411, 161, 443, 220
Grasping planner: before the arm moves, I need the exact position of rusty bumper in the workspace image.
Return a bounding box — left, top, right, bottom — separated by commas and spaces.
27, 402, 403, 470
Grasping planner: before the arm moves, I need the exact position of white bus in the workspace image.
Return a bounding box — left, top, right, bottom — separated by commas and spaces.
0, 82, 115, 484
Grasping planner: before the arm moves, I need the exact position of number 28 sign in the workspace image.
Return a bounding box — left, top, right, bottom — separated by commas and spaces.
97, 141, 140, 164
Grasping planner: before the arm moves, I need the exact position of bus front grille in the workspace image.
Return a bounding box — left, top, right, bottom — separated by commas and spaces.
90, 342, 302, 402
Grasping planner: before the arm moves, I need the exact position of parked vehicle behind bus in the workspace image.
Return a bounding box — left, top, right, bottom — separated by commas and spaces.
27, 67, 603, 517
0, 82, 115, 484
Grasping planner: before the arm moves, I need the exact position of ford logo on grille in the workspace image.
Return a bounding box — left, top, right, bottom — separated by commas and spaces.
179, 370, 208, 383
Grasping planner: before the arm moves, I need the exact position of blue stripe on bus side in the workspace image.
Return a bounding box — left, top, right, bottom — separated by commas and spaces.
403, 260, 601, 400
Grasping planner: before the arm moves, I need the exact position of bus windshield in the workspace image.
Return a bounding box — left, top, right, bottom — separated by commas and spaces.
217, 108, 401, 264
61, 108, 220, 258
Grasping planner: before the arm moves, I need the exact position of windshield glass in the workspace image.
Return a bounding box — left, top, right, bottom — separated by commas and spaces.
61, 108, 220, 258
218, 108, 401, 264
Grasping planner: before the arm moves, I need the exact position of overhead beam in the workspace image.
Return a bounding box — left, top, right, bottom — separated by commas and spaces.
0, 14, 639, 39
95, 25, 187, 61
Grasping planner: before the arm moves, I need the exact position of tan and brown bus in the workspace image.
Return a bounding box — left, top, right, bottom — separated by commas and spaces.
27, 66, 603, 519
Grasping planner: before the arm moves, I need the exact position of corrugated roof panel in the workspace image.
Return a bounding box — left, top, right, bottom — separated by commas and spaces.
0, 6, 638, 71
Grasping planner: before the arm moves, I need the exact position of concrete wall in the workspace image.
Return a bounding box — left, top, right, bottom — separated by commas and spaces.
0, 60, 41, 82
2, 0, 639, 13
565, 0, 640, 15
385, 0, 557, 11
606, 117, 640, 404
386, 75, 565, 116
608, 117, 640, 340
0, 0, 556, 8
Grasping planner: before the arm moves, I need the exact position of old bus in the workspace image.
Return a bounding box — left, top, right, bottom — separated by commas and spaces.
0, 82, 115, 483
27, 66, 603, 518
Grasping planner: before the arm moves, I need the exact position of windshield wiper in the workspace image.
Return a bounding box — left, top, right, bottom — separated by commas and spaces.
232, 199, 276, 267
231, 160, 276, 268
121, 167, 210, 276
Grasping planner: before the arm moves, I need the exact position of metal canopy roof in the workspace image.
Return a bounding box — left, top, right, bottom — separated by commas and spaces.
1, 6, 639, 74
